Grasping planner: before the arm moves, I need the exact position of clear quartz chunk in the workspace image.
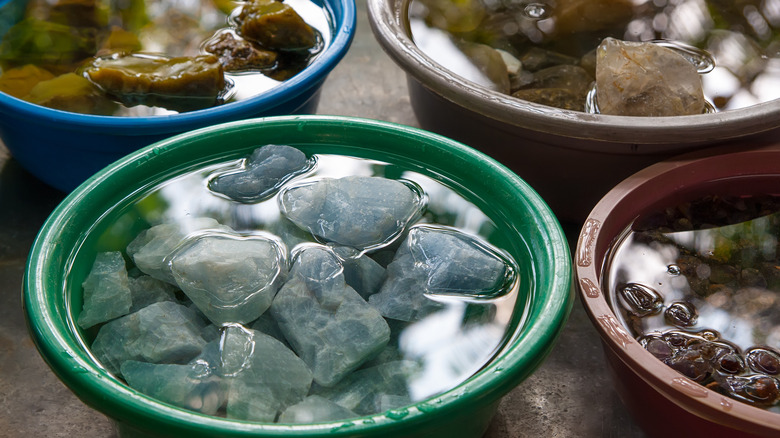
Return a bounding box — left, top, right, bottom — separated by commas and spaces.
120, 360, 226, 415
270, 246, 391, 387
595, 37, 706, 116
169, 231, 287, 325
208, 145, 314, 203
91, 301, 207, 376
126, 217, 232, 284
368, 225, 516, 321
278, 176, 425, 250
78, 251, 133, 329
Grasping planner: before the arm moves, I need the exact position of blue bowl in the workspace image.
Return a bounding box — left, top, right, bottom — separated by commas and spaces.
0, 0, 356, 192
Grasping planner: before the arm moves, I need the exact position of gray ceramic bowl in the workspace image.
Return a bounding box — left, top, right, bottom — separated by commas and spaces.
366, 0, 780, 223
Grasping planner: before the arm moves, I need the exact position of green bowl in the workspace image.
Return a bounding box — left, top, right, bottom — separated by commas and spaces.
23, 115, 573, 438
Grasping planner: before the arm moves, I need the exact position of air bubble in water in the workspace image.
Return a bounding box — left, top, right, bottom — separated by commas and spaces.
619, 283, 664, 316
523, 2, 549, 19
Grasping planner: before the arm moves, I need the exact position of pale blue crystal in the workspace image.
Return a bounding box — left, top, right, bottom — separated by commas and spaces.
126, 217, 231, 283
78, 251, 132, 329
278, 395, 357, 424
91, 301, 207, 375
169, 231, 287, 325
120, 360, 226, 415
332, 246, 387, 299
278, 176, 424, 250
208, 145, 313, 203
127, 274, 178, 313
221, 325, 313, 421
271, 246, 390, 387
369, 226, 515, 321
312, 360, 418, 415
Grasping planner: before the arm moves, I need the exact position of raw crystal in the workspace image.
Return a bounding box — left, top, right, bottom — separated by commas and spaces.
332, 246, 387, 299
369, 226, 514, 321
126, 217, 231, 284
271, 246, 391, 386
91, 301, 207, 375
595, 37, 705, 116
120, 360, 225, 415
221, 326, 313, 421
208, 145, 312, 203
278, 176, 424, 250
127, 274, 178, 313
278, 395, 357, 423
78, 251, 133, 329
312, 360, 418, 415
249, 312, 289, 346
169, 231, 287, 325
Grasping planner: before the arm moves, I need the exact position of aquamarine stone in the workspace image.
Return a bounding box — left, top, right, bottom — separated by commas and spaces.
249, 312, 289, 346
278, 176, 424, 250
91, 301, 207, 375
369, 225, 515, 321
121, 360, 226, 415
278, 395, 357, 423
126, 217, 232, 283
127, 274, 178, 313
271, 246, 390, 387
332, 246, 387, 299
169, 231, 287, 325
221, 325, 313, 421
312, 360, 418, 415
78, 251, 133, 329
208, 145, 313, 203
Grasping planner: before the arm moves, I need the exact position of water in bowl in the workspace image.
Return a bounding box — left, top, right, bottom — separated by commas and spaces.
0, 0, 331, 115
604, 192, 780, 412
70, 147, 529, 423
407, 0, 780, 113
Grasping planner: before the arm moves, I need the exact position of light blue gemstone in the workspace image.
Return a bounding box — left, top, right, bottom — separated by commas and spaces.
91, 301, 207, 375
221, 325, 313, 422
169, 231, 287, 325
126, 217, 232, 283
121, 360, 226, 415
208, 145, 313, 203
278, 395, 357, 423
78, 251, 132, 329
271, 246, 390, 387
278, 176, 424, 250
369, 225, 515, 321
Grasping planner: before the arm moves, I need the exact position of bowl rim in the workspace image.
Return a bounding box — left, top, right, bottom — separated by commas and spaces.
575, 142, 780, 435
24, 115, 574, 436
366, 0, 780, 146
0, 0, 356, 133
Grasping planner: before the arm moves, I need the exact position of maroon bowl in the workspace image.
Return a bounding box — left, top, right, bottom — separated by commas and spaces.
575, 143, 780, 438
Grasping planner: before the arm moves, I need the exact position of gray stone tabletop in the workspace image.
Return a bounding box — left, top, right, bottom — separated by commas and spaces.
0, 1, 645, 436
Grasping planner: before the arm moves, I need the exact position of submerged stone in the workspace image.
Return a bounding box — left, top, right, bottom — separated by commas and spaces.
279, 176, 424, 250
278, 395, 357, 423
221, 326, 313, 421
208, 145, 312, 203
121, 360, 225, 415
126, 217, 231, 284
271, 246, 391, 386
91, 301, 207, 376
78, 251, 133, 329
369, 226, 515, 321
595, 37, 706, 116
312, 360, 418, 415
127, 274, 178, 313
169, 231, 287, 325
